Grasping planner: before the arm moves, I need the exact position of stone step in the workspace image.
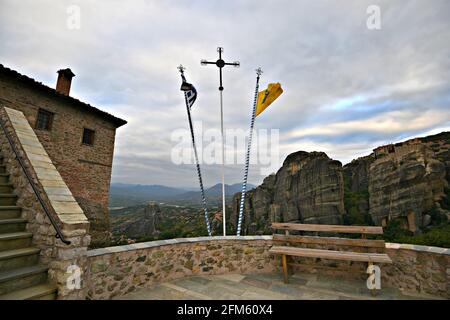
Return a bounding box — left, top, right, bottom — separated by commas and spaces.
0, 206, 22, 219
0, 232, 33, 251
0, 174, 9, 184
0, 218, 27, 233
0, 194, 17, 206
0, 183, 13, 193
0, 247, 40, 271
0, 265, 48, 295
0, 283, 57, 300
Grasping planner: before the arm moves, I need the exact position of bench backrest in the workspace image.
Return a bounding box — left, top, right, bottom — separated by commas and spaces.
271, 223, 385, 249
272, 222, 383, 235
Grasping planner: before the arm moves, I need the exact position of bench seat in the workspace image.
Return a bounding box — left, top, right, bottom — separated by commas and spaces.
270, 223, 392, 290
269, 245, 392, 264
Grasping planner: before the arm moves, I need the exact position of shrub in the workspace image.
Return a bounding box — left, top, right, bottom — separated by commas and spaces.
343, 190, 372, 226
383, 219, 414, 242
384, 219, 450, 248
441, 186, 450, 210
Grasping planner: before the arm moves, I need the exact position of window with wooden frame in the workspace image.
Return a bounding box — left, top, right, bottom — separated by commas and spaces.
82, 128, 95, 146
35, 108, 54, 131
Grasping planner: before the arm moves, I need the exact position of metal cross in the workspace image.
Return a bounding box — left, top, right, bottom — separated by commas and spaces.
201, 47, 240, 236
201, 47, 240, 91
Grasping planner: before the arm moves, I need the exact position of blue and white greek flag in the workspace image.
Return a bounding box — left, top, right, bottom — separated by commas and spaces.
180, 73, 197, 110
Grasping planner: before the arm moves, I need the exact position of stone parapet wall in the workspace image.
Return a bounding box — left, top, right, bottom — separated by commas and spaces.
384, 243, 449, 298
87, 236, 276, 300
87, 236, 449, 299
0, 106, 90, 299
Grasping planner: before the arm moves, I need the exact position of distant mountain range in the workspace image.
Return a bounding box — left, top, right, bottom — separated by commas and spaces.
109, 182, 255, 208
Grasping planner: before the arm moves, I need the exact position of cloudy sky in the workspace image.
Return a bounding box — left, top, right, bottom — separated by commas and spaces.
1, 0, 449, 188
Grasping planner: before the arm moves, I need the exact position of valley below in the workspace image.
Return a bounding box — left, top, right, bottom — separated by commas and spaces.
110, 131, 450, 248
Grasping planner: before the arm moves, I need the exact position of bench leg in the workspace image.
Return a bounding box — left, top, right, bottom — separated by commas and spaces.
282, 254, 289, 284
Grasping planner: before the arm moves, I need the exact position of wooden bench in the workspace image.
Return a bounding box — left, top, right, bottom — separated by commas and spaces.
269, 223, 392, 291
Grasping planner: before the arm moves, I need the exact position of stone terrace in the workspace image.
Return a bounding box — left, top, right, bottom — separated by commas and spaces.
115, 273, 435, 300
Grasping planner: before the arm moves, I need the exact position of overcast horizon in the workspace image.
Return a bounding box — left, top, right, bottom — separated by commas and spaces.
1, 0, 449, 189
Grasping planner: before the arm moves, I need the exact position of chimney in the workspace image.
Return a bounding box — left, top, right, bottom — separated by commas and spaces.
55, 68, 75, 96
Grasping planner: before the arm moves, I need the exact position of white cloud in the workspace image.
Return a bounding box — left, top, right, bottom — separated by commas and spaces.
1, 0, 449, 187
288, 109, 450, 138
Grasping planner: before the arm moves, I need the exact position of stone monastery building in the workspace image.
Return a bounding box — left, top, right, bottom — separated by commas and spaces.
0, 64, 126, 248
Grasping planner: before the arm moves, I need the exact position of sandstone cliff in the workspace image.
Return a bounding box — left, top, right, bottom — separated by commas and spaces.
232, 132, 450, 234
368, 144, 446, 231
342, 156, 372, 225
231, 151, 345, 235
357, 132, 449, 232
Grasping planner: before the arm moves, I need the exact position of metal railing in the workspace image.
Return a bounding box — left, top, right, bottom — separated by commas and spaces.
0, 118, 71, 245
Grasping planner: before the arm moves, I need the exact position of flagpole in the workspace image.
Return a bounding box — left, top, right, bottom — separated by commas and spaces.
220, 90, 226, 236
237, 67, 262, 236
186, 95, 212, 237
201, 47, 240, 237
178, 66, 212, 237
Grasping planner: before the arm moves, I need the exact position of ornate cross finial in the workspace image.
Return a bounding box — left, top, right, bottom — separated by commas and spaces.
177, 64, 185, 74
256, 67, 263, 76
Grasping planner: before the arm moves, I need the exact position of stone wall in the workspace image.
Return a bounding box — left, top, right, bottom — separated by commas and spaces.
383, 243, 449, 298
0, 106, 90, 299
0, 70, 124, 247
87, 236, 276, 300
87, 236, 449, 299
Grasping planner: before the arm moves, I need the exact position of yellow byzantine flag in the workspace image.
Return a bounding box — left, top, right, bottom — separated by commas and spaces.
255, 83, 283, 117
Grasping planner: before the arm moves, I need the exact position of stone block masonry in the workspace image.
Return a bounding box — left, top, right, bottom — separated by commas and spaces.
87, 236, 449, 300
383, 243, 449, 298
87, 236, 276, 299
0, 106, 90, 299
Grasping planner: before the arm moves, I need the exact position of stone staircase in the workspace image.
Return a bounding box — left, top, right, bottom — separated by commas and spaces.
0, 155, 57, 300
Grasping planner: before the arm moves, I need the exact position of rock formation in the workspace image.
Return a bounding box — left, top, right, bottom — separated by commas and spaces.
113, 201, 162, 238
342, 156, 373, 225
344, 133, 450, 232
232, 132, 450, 234
231, 151, 345, 234
368, 143, 446, 231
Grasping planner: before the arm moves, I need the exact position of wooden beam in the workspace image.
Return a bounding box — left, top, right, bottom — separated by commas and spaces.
273, 234, 386, 248
271, 223, 384, 235
269, 246, 392, 264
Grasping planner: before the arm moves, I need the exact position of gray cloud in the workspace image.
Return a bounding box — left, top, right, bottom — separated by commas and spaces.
1, 0, 449, 187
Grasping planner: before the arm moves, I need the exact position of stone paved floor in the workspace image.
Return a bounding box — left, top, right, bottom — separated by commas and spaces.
115, 273, 436, 300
